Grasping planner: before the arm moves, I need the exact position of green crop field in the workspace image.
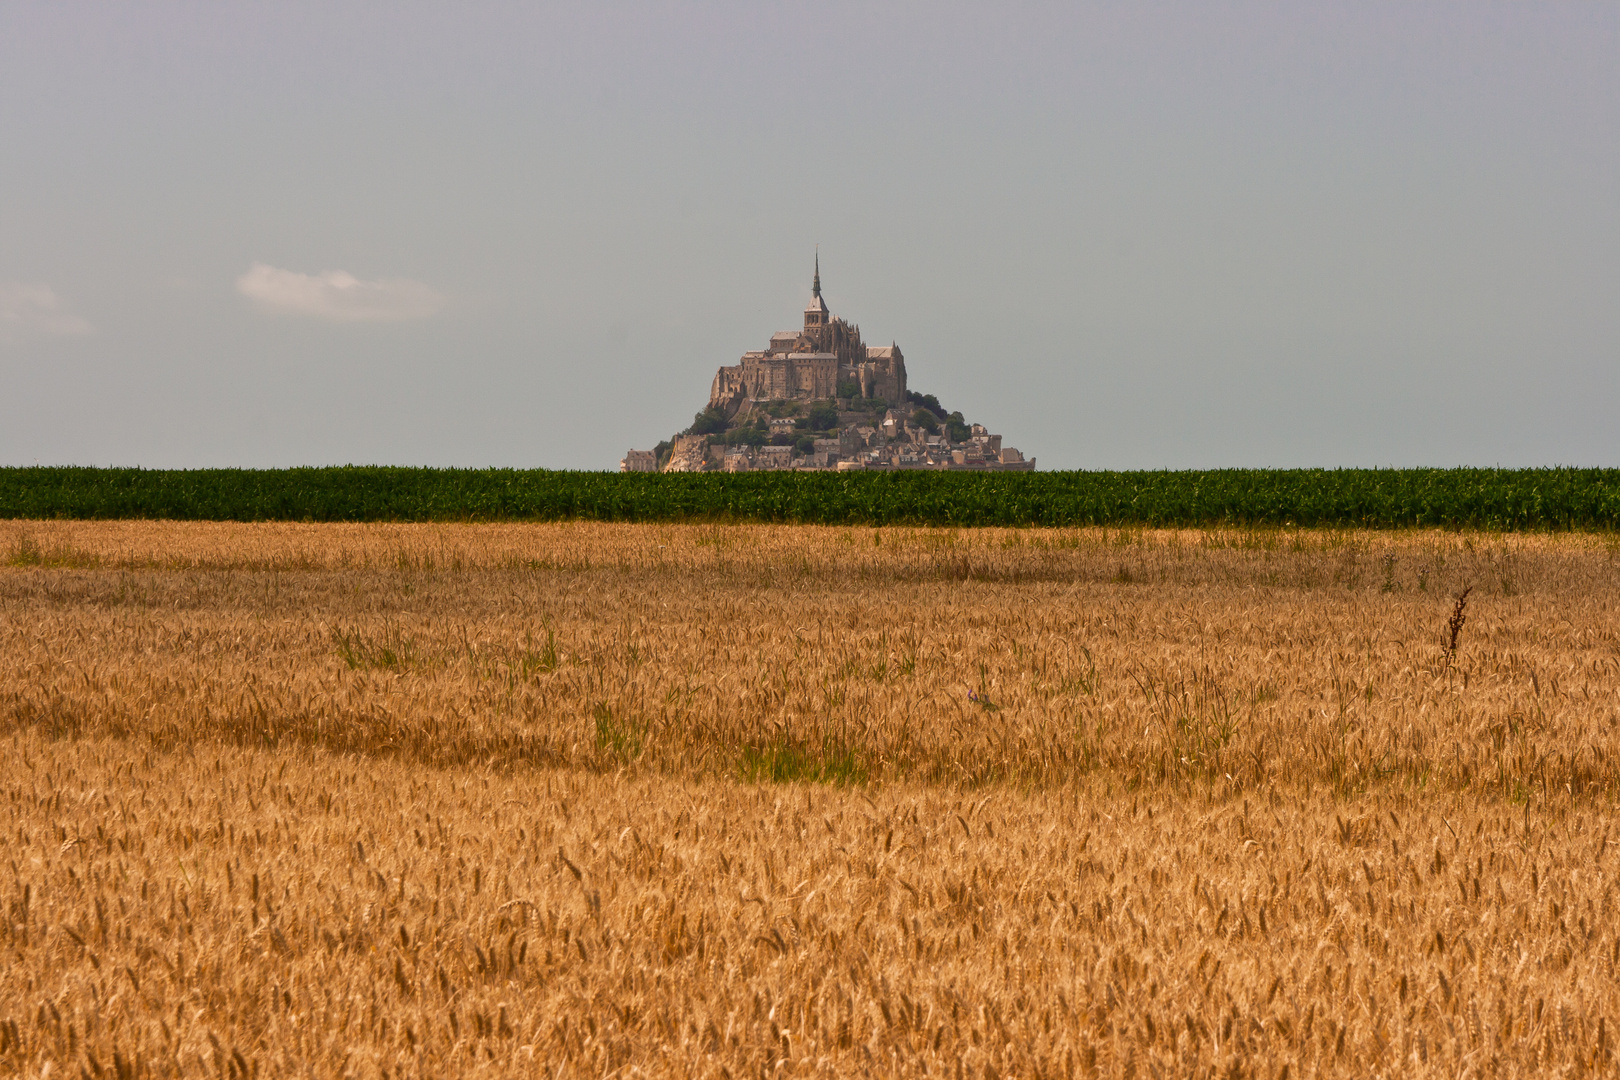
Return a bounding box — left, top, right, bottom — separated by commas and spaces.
2, 465, 1618, 529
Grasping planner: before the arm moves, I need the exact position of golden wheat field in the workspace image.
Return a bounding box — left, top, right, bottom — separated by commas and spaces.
4, 521, 1620, 1078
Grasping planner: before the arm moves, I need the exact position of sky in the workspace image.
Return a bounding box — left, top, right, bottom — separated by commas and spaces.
2, 2, 1616, 470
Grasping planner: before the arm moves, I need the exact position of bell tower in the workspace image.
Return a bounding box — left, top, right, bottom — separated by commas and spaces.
803, 250, 830, 334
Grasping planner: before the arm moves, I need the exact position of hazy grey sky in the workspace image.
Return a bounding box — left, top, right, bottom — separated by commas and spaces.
3, 2, 1616, 469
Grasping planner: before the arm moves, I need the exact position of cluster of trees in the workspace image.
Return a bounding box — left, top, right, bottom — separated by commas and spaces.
686, 399, 842, 449
707, 427, 823, 452
906, 391, 946, 418
712, 420, 767, 447
680, 389, 970, 457
838, 379, 906, 415
803, 401, 840, 431
906, 391, 972, 442
687, 406, 730, 436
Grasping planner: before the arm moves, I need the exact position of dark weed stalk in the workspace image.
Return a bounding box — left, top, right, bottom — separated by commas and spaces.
1444, 585, 1473, 664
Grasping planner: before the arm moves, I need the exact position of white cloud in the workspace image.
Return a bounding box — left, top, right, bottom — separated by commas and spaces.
0, 282, 93, 337
236, 263, 443, 322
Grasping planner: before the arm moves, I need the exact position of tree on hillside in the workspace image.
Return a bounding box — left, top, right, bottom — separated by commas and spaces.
807, 401, 840, 431
687, 406, 729, 436
905, 391, 947, 420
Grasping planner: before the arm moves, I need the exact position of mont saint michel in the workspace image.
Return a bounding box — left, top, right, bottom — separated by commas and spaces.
622, 258, 1034, 473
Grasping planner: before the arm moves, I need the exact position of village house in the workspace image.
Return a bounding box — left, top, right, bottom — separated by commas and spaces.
619, 449, 657, 473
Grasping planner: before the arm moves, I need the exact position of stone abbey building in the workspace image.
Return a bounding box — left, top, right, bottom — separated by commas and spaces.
706, 256, 908, 415
623, 258, 1033, 473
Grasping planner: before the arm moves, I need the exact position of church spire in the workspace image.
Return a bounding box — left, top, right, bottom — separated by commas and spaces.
803, 248, 829, 329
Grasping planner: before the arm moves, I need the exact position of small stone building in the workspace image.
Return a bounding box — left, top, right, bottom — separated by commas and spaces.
620, 449, 657, 473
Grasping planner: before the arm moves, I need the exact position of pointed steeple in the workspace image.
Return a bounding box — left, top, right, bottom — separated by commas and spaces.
804, 247, 830, 328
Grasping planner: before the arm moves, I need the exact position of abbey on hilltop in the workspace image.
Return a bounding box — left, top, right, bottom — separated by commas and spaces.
622, 257, 1034, 473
